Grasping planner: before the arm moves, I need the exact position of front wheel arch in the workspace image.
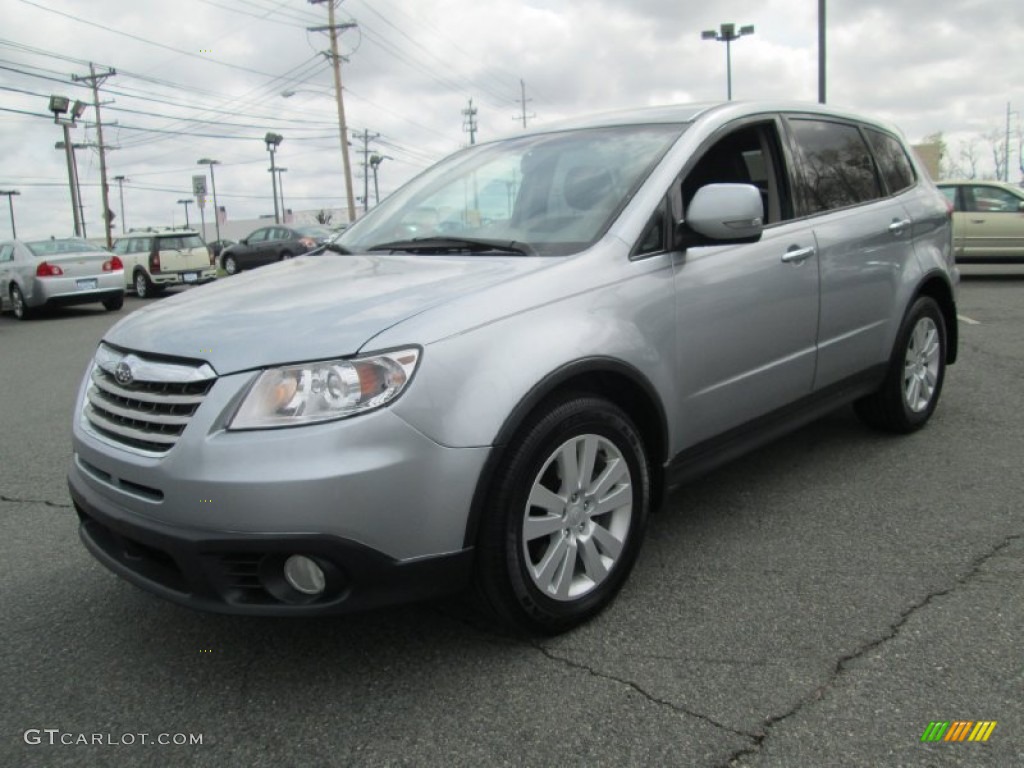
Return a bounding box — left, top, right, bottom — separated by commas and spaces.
463, 358, 667, 551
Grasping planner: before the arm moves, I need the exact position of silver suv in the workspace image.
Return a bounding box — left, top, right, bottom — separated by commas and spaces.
69, 102, 958, 634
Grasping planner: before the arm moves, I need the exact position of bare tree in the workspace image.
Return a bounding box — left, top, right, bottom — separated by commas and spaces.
958, 139, 980, 179
983, 127, 1007, 180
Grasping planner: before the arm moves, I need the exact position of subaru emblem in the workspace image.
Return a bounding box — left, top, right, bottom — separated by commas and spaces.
114, 361, 134, 386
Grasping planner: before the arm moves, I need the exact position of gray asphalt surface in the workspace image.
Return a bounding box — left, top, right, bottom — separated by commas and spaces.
1, 271, 1021, 767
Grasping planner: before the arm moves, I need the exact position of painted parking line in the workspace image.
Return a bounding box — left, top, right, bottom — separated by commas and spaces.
958, 314, 981, 325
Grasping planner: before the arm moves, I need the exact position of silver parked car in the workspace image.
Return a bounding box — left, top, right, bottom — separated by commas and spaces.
1, 238, 125, 320
69, 102, 958, 634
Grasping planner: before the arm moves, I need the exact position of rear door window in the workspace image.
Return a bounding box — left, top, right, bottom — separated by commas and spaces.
788, 118, 882, 214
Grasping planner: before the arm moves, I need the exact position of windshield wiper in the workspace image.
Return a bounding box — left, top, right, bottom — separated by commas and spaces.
320, 241, 353, 254
366, 236, 535, 256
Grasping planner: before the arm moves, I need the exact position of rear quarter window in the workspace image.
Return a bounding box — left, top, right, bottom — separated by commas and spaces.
864, 128, 916, 195
789, 118, 882, 214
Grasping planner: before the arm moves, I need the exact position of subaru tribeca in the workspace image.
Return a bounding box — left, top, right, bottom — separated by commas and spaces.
69, 102, 958, 634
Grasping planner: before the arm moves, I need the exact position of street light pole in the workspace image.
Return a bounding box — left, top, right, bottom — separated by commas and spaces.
197, 159, 222, 243
274, 167, 288, 223
0, 190, 19, 238
265, 133, 283, 224
48, 95, 87, 237
113, 175, 127, 233
177, 199, 193, 229
701, 23, 755, 101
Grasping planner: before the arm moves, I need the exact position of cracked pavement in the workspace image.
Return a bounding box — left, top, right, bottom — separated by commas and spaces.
2, 275, 1023, 767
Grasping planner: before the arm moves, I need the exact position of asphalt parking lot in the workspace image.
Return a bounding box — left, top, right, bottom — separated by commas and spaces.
1, 271, 1022, 767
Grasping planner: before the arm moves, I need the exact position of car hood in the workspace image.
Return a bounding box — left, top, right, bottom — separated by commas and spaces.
103, 252, 550, 374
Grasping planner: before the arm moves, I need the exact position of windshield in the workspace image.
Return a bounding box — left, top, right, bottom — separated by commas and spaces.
296, 226, 333, 239
337, 124, 684, 256
26, 238, 103, 256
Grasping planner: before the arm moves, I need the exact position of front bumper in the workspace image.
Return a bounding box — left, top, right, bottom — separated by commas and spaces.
72, 485, 474, 616
69, 362, 490, 615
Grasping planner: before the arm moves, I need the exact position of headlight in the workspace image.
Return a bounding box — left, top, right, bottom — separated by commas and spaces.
229, 348, 420, 429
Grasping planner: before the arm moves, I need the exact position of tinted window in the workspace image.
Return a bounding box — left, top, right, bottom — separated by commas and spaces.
789, 119, 881, 213
112, 239, 130, 254
157, 235, 204, 250
964, 186, 1023, 213
247, 229, 269, 243
864, 129, 916, 195
129, 237, 153, 253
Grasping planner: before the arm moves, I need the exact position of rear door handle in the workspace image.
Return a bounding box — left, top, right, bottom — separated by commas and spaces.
888, 218, 912, 235
969, 219, 986, 224
781, 246, 815, 264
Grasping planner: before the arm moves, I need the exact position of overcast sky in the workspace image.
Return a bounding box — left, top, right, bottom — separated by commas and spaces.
1, 0, 1022, 240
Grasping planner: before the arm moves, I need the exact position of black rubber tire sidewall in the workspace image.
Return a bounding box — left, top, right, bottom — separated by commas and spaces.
477, 395, 650, 635
856, 296, 947, 433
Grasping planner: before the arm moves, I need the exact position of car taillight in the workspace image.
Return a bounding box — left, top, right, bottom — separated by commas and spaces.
944, 199, 955, 218
103, 255, 123, 272
36, 261, 64, 277
150, 253, 161, 273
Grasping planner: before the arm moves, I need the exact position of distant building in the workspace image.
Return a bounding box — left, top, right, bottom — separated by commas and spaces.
912, 143, 942, 180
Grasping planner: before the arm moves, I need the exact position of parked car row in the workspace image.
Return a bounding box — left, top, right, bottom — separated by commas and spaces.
2, 225, 339, 319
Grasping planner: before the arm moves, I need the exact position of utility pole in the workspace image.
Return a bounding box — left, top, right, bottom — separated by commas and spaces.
462, 98, 478, 145
72, 64, 116, 247
308, 1, 357, 223
517, 80, 535, 129
354, 129, 380, 212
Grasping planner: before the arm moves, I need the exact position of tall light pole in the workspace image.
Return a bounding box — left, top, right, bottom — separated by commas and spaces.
308, 0, 358, 223
0, 190, 19, 239
818, 0, 827, 103
265, 132, 283, 224
55, 141, 90, 238
113, 175, 128, 233
48, 95, 87, 236
369, 154, 390, 206
273, 167, 288, 223
701, 23, 755, 101
197, 159, 221, 243
177, 199, 193, 229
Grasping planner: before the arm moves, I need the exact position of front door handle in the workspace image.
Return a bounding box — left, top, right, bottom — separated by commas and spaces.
888, 218, 912, 235
781, 246, 815, 264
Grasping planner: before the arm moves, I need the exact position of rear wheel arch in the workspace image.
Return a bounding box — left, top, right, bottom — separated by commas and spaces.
914, 273, 958, 364
463, 358, 669, 550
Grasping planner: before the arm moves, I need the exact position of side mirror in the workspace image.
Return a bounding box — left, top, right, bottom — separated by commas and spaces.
682, 183, 764, 243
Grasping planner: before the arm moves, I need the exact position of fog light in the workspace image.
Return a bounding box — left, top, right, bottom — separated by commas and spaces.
283, 555, 325, 595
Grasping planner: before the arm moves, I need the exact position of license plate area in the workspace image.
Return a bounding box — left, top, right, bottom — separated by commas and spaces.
182, 272, 198, 283
76, 278, 98, 290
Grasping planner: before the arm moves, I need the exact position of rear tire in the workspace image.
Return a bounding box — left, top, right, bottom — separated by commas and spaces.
11, 285, 33, 320
855, 296, 947, 433
134, 270, 154, 299
475, 395, 650, 635
222, 255, 239, 275
102, 294, 124, 311
279, 251, 294, 261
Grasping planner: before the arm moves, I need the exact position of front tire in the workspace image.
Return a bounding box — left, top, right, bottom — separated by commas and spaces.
476, 395, 650, 635
855, 296, 947, 433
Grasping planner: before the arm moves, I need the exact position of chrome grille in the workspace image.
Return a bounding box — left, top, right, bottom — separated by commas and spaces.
83, 344, 216, 454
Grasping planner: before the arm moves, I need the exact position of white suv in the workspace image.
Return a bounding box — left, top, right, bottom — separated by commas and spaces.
110, 229, 217, 298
